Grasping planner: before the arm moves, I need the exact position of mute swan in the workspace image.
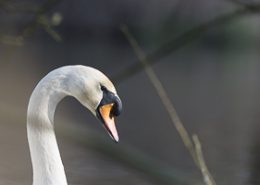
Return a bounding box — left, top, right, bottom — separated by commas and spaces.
27, 65, 122, 185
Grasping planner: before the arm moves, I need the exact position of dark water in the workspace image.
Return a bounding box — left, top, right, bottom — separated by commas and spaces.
0, 38, 260, 185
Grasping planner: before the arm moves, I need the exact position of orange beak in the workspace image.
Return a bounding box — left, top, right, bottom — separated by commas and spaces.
99, 103, 119, 142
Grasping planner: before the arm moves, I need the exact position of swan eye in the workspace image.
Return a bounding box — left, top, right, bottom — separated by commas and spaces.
100, 85, 107, 91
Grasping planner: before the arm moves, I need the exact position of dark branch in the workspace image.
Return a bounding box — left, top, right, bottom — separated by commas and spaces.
112, 4, 260, 84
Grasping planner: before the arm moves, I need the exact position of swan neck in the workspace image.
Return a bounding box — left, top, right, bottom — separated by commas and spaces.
27, 75, 69, 185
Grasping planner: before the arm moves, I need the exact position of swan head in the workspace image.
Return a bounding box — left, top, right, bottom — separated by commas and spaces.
95, 84, 122, 143
70, 66, 122, 142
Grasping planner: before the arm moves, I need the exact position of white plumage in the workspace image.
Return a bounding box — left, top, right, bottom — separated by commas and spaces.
27, 65, 121, 185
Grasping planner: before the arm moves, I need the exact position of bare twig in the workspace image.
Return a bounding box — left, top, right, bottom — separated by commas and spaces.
120, 25, 198, 165
0, 0, 62, 68
113, 3, 260, 83
193, 135, 216, 185
20, 0, 62, 41
0, 0, 62, 46
121, 25, 216, 185
37, 15, 62, 42
60, 123, 189, 185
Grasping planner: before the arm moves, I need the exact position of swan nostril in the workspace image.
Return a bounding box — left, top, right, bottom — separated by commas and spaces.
110, 107, 118, 118
109, 111, 114, 119
111, 100, 122, 117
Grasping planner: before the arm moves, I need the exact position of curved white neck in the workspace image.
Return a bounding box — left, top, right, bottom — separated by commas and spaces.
26, 66, 116, 185
27, 73, 69, 185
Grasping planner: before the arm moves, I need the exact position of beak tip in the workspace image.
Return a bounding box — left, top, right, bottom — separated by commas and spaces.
114, 138, 119, 143
113, 134, 119, 143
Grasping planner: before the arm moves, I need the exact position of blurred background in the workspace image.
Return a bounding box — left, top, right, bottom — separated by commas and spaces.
0, 0, 260, 185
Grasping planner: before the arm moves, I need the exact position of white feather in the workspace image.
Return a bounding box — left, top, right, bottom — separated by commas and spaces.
27, 65, 117, 185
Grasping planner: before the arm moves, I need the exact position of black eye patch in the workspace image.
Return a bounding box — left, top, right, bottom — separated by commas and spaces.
98, 85, 122, 117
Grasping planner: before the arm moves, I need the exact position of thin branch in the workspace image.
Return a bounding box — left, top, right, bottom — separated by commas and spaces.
121, 25, 216, 185
37, 15, 62, 42
20, 0, 62, 41
0, 0, 62, 46
120, 25, 198, 165
59, 123, 189, 185
0, 0, 62, 68
193, 135, 217, 185
113, 3, 260, 83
